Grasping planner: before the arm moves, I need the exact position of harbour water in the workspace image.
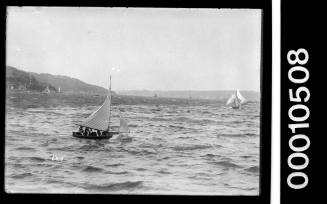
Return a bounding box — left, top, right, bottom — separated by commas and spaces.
5, 92, 260, 195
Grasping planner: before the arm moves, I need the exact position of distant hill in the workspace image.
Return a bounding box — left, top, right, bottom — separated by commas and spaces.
6, 66, 259, 100
116, 90, 260, 102
6, 66, 108, 94
6, 66, 57, 92
31, 72, 108, 94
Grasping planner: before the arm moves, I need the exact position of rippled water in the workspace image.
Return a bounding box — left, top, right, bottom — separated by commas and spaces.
5, 92, 260, 195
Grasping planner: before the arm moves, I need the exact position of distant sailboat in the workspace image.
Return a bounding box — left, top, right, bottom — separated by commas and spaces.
72, 75, 129, 139
226, 89, 246, 109
152, 93, 161, 111
42, 86, 51, 94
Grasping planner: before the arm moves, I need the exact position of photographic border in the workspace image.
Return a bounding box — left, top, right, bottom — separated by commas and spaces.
1, 0, 272, 203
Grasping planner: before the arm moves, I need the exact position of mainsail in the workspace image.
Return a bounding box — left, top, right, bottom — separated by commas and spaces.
77, 94, 112, 131
236, 89, 246, 104
226, 94, 236, 105
78, 75, 112, 131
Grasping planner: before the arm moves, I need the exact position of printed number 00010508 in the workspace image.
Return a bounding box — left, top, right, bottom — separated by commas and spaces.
286, 48, 310, 190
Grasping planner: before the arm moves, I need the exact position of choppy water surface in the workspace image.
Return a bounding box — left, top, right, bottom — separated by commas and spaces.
5, 92, 260, 195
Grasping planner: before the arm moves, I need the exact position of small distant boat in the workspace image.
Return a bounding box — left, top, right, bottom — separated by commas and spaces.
42, 86, 51, 95
72, 75, 130, 140
152, 93, 161, 111
152, 104, 161, 112
226, 89, 246, 109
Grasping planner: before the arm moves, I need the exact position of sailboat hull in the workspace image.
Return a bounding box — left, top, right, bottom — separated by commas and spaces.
72, 131, 119, 139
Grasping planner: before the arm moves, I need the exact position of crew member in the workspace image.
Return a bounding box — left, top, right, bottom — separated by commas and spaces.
84, 127, 89, 136
79, 126, 84, 134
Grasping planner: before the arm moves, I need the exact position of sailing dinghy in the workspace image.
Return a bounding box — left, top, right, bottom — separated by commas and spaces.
226, 89, 246, 109
72, 76, 129, 139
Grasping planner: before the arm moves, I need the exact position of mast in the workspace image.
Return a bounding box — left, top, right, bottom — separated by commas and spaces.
108, 75, 112, 131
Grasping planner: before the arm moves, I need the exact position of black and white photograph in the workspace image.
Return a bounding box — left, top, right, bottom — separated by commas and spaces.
5, 7, 262, 195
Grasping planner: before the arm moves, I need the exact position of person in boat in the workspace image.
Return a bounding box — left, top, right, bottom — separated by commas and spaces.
92, 129, 97, 136
88, 128, 95, 137
79, 126, 84, 135
84, 127, 89, 136
97, 130, 101, 137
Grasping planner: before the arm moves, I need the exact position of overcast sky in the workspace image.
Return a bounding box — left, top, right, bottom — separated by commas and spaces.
7, 7, 262, 91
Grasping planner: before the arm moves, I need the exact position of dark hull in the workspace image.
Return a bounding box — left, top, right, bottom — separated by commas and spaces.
72, 132, 119, 140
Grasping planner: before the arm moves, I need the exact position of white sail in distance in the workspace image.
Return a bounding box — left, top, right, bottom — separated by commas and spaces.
226, 90, 246, 105
236, 89, 246, 104
226, 94, 236, 105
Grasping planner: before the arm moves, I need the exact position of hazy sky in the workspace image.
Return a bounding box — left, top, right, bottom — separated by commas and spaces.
7, 7, 262, 91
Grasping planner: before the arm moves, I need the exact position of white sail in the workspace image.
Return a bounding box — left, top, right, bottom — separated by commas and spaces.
236, 89, 246, 104
226, 89, 246, 107
226, 93, 236, 105
77, 94, 111, 131
119, 116, 130, 133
